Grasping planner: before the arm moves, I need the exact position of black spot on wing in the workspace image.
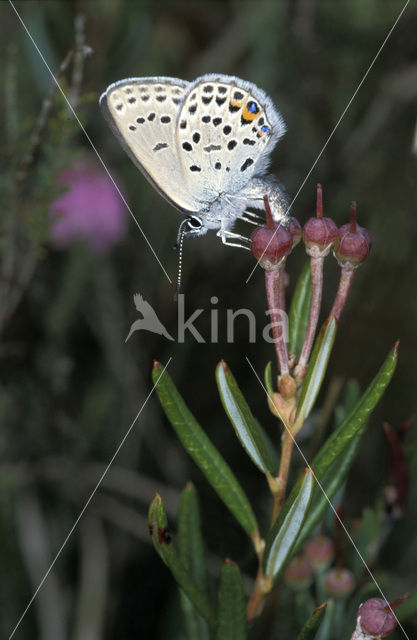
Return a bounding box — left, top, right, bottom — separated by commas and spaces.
241, 158, 254, 171
153, 142, 168, 152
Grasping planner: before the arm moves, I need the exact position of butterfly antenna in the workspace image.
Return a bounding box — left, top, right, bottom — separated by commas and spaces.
174, 221, 187, 301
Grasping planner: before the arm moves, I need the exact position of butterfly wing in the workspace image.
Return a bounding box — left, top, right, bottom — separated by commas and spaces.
175, 74, 286, 204
100, 77, 200, 214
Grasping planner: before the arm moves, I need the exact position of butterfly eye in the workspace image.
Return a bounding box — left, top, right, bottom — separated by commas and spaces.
187, 216, 202, 229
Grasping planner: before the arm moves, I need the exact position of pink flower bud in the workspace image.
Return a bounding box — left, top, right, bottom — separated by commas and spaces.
324, 568, 355, 597
284, 554, 313, 590
357, 598, 398, 637
305, 535, 334, 571
251, 196, 293, 270
289, 216, 302, 247
303, 185, 338, 258
333, 202, 371, 269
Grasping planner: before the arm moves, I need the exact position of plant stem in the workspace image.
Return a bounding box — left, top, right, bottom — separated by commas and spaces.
246, 565, 272, 623
265, 268, 289, 375
330, 268, 355, 321
271, 429, 295, 524
297, 256, 324, 376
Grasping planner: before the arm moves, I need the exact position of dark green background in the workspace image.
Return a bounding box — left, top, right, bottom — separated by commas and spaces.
0, 1, 416, 638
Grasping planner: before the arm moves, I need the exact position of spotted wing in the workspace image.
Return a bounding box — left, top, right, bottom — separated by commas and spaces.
100, 77, 200, 214
175, 74, 286, 204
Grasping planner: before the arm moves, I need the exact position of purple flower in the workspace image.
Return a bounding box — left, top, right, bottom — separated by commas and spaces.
50, 163, 127, 252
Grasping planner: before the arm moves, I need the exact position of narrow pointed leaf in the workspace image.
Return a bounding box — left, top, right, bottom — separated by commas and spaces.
296, 603, 327, 640
315, 599, 335, 640
148, 494, 216, 630
216, 361, 277, 475
296, 317, 337, 422
293, 343, 398, 551
254, 418, 279, 472
178, 483, 210, 640
264, 361, 274, 396
263, 469, 314, 580
216, 561, 247, 640
288, 262, 313, 356
153, 363, 258, 538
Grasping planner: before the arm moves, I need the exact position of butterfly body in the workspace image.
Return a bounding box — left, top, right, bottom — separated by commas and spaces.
100, 74, 288, 247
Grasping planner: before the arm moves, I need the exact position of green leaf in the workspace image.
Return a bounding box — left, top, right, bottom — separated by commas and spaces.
178, 483, 211, 640
315, 599, 335, 640
263, 469, 314, 580
293, 343, 398, 551
148, 494, 216, 631
296, 317, 337, 423
153, 362, 258, 538
296, 603, 327, 640
288, 262, 312, 357
264, 361, 274, 396
216, 561, 247, 640
216, 361, 277, 475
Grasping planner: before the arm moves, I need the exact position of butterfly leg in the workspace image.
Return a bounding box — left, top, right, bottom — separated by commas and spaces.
241, 211, 264, 225
217, 227, 251, 250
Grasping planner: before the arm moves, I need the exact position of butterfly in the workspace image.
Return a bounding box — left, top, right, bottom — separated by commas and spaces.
100, 74, 288, 249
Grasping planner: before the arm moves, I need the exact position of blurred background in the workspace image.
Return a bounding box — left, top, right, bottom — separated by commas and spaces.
0, 0, 416, 638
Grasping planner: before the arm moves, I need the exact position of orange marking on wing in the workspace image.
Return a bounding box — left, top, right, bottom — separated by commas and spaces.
242, 105, 258, 121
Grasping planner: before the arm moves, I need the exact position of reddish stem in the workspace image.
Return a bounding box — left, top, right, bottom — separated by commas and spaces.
264, 195, 275, 230
330, 268, 355, 321
265, 269, 289, 375
350, 201, 357, 232
298, 256, 324, 370
316, 184, 323, 219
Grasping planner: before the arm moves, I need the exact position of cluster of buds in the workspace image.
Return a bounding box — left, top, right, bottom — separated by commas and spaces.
250, 185, 372, 426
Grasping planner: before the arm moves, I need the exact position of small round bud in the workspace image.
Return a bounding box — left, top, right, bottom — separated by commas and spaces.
284, 554, 313, 590
303, 217, 338, 257
250, 224, 293, 270
324, 568, 355, 597
333, 202, 372, 269
357, 598, 398, 637
305, 535, 334, 571
278, 373, 296, 399
289, 216, 302, 247
303, 186, 338, 258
